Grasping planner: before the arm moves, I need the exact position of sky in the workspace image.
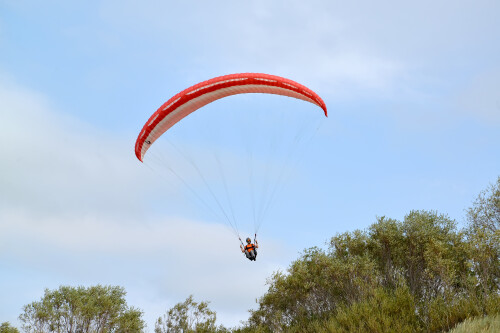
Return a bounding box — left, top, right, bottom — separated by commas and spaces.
1, 0, 499, 330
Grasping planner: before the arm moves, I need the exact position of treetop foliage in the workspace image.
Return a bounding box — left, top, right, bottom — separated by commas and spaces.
0, 322, 20, 333
155, 295, 229, 333
18, 285, 145, 333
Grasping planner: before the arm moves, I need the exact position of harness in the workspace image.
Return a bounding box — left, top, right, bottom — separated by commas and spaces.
245, 243, 255, 252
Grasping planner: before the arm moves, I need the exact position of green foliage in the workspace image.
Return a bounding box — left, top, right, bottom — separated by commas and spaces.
425, 292, 484, 332
247, 246, 379, 331
466, 176, 500, 292
467, 176, 500, 233
243, 181, 500, 333
400, 211, 467, 300
325, 285, 420, 333
19, 285, 145, 333
0, 322, 20, 333
155, 295, 226, 333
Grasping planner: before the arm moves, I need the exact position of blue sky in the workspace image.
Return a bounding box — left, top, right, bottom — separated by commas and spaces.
1, 0, 499, 329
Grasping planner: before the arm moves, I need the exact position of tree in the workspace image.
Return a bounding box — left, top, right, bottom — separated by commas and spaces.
466, 176, 500, 292
248, 244, 380, 331
19, 285, 145, 333
155, 295, 226, 333
244, 209, 500, 332
0, 322, 20, 333
467, 176, 500, 233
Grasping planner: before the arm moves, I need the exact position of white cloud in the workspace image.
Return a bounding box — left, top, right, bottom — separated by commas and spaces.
0, 77, 159, 215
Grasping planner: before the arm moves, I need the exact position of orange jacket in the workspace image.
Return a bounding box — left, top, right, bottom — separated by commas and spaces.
244, 243, 256, 252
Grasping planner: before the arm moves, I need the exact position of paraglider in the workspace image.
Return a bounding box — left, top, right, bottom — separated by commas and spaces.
240, 236, 258, 261
135, 73, 327, 162
135, 73, 327, 261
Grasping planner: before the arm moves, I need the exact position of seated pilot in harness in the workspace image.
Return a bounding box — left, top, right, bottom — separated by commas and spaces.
240, 237, 258, 261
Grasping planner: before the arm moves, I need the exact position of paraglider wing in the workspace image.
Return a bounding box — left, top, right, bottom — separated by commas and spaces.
135, 73, 327, 162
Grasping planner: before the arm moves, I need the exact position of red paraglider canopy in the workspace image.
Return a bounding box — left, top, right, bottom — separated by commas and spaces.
135, 73, 327, 162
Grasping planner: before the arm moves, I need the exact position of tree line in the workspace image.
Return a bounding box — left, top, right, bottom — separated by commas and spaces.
2, 177, 499, 332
